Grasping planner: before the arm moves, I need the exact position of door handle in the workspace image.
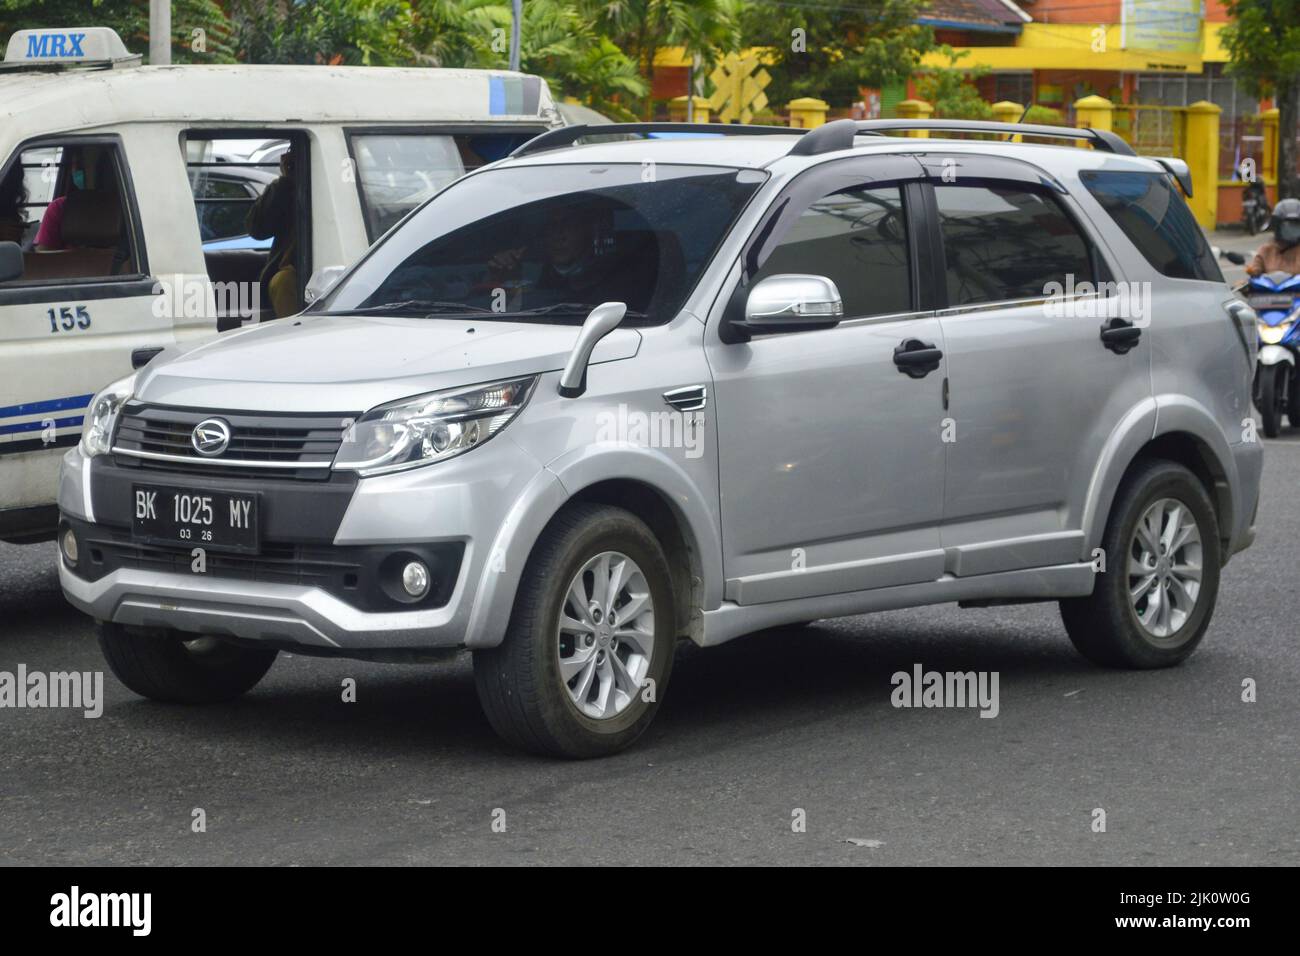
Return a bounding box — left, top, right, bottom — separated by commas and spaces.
1100, 317, 1141, 354
893, 338, 943, 378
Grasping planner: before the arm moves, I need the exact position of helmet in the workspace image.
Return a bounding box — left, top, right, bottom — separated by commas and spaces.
1271, 198, 1300, 246
1270, 198, 1300, 225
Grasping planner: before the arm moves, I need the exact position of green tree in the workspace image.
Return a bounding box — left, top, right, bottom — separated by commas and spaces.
433, 0, 647, 118
1222, 0, 1300, 198
739, 0, 936, 107
583, 0, 741, 118
0, 0, 234, 62
914, 52, 991, 120
228, 0, 416, 66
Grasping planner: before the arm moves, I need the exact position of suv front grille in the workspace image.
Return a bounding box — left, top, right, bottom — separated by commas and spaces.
112, 403, 358, 481
102, 537, 358, 589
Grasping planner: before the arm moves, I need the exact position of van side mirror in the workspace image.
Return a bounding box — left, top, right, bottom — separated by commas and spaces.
304, 264, 347, 303
559, 302, 627, 398
734, 274, 843, 336
0, 241, 22, 283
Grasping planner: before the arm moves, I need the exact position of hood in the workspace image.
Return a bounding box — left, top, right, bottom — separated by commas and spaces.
135, 313, 641, 413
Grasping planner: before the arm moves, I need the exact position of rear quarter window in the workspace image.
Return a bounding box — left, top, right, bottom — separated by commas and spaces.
1080, 170, 1221, 282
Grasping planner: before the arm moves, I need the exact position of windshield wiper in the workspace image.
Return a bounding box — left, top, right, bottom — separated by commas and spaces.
501, 302, 648, 320
320, 299, 495, 317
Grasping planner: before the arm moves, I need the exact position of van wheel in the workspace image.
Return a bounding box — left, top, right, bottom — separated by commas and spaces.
97, 623, 277, 703
1060, 460, 1220, 668
473, 503, 676, 758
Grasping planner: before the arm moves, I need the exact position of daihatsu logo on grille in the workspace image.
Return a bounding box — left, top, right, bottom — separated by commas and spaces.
191, 418, 231, 457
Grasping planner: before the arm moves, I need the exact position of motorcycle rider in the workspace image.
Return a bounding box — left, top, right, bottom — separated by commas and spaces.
1247, 198, 1300, 276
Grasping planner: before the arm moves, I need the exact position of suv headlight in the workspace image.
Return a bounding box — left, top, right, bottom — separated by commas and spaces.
78, 374, 136, 459
333, 376, 536, 476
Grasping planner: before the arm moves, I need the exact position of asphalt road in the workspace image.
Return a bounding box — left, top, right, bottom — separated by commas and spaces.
1, 440, 1296, 866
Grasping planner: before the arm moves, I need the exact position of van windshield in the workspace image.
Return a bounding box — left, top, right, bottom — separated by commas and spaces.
316, 163, 766, 326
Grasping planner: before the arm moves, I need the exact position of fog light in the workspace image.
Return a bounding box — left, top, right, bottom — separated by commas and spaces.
401, 560, 430, 598
60, 528, 79, 565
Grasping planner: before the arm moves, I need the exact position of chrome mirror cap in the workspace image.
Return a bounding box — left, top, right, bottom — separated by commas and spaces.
744, 274, 843, 327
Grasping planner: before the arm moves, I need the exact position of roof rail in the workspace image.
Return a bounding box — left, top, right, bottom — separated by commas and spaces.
1152, 157, 1193, 197
792, 118, 1136, 157
510, 122, 804, 158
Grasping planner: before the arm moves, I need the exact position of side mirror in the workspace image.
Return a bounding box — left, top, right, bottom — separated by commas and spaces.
737, 274, 843, 335
558, 302, 626, 398
0, 241, 22, 283
304, 264, 347, 303
132, 347, 164, 369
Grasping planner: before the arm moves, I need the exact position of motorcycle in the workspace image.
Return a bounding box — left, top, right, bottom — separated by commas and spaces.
1242, 181, 1270, 236
1243, 269, 1300, 437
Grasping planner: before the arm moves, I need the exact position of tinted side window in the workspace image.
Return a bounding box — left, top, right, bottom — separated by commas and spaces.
755, 185, 911, 318
1080, 170, 1220, 281
935, 184, 1094, 307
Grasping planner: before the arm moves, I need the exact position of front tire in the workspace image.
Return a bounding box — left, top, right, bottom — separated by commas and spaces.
473, 503, 677, 758
1060, 460, 1220, 668
1259, 364, 1286, 437
98, 623, 277, 703
1287, 366, 1300, 427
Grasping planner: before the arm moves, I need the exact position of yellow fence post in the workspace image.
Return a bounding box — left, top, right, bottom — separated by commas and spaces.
669, 95, 711, 124
896, 99, 934, 137
787, 97, 829, 129
1261, 106, 1279, 189
992, 101, 1024, 141
1183, 100, 1221, 229
1073, 95, 1114, 146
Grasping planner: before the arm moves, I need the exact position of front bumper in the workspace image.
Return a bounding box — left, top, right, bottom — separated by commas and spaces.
59, 560, 465, 650
57, 434, 561, 652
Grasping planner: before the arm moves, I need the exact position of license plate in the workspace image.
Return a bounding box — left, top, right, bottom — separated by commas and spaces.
131, 484, 260, 553
1248, 294, 1295, 310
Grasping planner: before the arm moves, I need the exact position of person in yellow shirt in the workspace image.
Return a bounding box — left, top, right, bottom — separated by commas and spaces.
246, 148, 301, 319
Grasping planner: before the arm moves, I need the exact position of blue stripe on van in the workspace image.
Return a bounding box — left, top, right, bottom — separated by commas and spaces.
0, 414, 85, 436
489, 75, 506, 115
0, 393, 93, 420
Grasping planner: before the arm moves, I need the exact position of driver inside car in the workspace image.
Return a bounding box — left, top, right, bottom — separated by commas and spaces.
487, 198, 657, 312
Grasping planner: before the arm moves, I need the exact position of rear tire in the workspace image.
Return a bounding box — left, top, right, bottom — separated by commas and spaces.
1060, 460, 1220, 668
473, 503, 677, 758
97, 623, 276, 703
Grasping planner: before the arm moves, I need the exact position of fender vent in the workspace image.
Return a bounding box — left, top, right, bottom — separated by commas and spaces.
663, 385, 707, 412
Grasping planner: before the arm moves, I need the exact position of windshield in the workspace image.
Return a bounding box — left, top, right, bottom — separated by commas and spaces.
316, 163, 766, 326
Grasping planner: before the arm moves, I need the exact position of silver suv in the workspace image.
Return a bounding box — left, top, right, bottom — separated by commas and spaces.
57, 120, 1262, 757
